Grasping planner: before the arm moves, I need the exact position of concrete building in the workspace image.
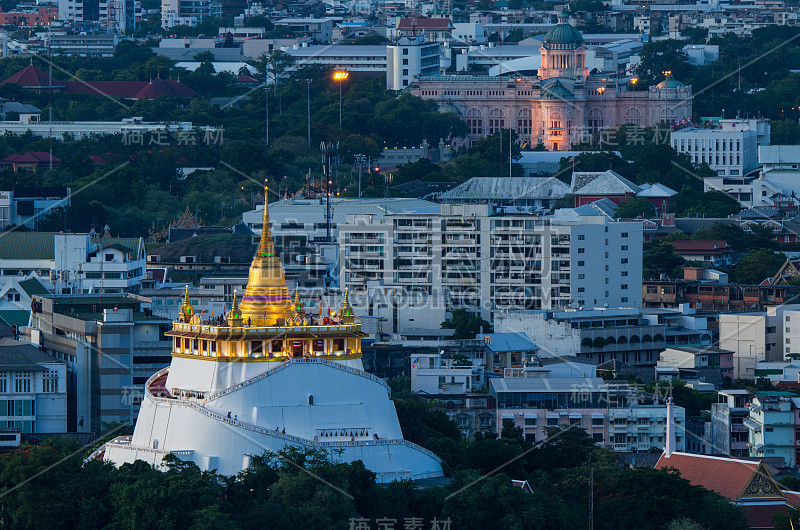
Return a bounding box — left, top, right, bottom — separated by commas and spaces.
161, 0, 220, 29
26, 296, 172, 434
411, 13, 692, 150
671, 118, 771, 206
711, 389, 750, 457
491, 374, 686, 451
436, 176, 569, 210
340, 203, 643, 322
658, 346, 734, 380
0, 187, 70, 230
719, 305, 800, 379
497, 308, 666, 366
411, 351, 484, 395
0, 231, 145, 295
276, 18, 334, 43
750, 145, 800, 208
386, 36, 440, 90
745, 392, 797, 468
0, 338, 66, 435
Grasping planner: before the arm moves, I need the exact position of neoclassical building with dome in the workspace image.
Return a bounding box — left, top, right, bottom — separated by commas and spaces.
409, 12, 692, 151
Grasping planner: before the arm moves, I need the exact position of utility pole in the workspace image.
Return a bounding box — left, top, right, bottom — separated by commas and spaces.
354, 154, 366, 198
265, 85, 269, 148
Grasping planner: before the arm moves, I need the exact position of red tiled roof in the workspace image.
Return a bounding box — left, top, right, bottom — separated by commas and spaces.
0, 152, 60, 165
398, 17, 453, 29
741, 503, 789, 529
655, 452, 761, 500
236, 74, 258, 83
61, 77, 195, 99
1, 63, 64, 88
672, 240, 732, 254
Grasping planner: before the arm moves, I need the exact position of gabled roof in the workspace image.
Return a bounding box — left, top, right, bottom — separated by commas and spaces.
570, 170, 640, 196
398, 17, 453, 29
636, 183, 677, 198
439, 176, 569, 201
0, 232, 55, 260
0, 337, 60, 370
655, 452, 783, 502
0, 152, 60, 165
1, 63, 64, 88
18, 277, 49, 296
61, 77, 196, 99
478, 332, 538, 353
671, 240, 732, 254
0, 310, 30, 328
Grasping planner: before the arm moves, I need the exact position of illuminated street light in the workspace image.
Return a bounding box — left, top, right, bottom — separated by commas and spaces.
333, 71, 349, 130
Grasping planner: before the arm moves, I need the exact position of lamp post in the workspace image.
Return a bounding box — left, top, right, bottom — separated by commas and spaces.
630, 77, 638, 125
661, 70, 671, 125
306, 79, 312, 148
333, 71, 349, 131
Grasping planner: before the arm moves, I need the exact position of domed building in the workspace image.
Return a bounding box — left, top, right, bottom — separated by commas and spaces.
410, 12, 692, 151
99, 182, 444, 482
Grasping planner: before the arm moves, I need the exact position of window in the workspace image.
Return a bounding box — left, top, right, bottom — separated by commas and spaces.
524, 418, 536, 426
402, 48, 408, 55
42, 370, 58, 393
621, 245, 628, 251
578, 235, 585, 240
592, 417, 604, 426
402, 69, 408, 75
621, 258, 628, 264
622, 297, 628, 303
578, 248, 585, 254
14, 371, 31, 393
0, 372, 5, 393
547, 417, 559, 426
621, 284, 628, 290
578, 261, 584, 266
402, 59, 408, 65
621, 271, 628, 277
621, 232, 628, 238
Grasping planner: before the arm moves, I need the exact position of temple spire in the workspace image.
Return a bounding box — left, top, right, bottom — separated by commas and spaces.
257, 180, 275, 258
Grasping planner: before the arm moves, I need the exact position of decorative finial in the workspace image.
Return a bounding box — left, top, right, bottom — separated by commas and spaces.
294, 284, 305, 314
179, 284, 194, 323
227, 289, 243, 326
340, 287, 354, 324
256, 179, 275, 259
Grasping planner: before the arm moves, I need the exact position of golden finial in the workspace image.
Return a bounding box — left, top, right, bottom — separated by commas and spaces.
340, 287, 354, 324
227, 289, 243, 326
257, 180, 275, 258
179, 284, 194, 323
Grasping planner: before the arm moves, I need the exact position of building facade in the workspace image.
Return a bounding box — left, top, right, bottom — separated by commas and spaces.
410, 12, 692, 151
340, 203, 643, 322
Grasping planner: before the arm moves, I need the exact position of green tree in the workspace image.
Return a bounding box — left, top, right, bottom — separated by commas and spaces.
733, 249, 786, 284
441, 309, 493, 339
673, 189, 742, 218
614, 197, 655, 219
635, 39, 692, 86
644, 240, 686, 279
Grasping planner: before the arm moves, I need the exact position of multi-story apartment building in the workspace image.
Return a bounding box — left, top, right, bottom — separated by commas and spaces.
719, 305, 800, 379
671, 119, 770, 182
745, 392, 797, 467
0, 231, 145, 295
491, 375, 686, 451
387, 37, 440, 90
340, 203, 643, 322
25, 295, 171, 434
0, 338, 66, 436
161, 0, 220, 29
711, 389, 750, 457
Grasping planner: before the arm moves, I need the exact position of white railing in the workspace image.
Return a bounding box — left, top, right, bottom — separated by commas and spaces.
203, 357, 389, 403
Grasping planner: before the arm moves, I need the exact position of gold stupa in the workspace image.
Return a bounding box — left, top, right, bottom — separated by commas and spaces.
238, 181, 297, 326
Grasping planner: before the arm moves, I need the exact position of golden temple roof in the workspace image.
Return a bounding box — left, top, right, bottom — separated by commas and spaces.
237, 181, 296, 326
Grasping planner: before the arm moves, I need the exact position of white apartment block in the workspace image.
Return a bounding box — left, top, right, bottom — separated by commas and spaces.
0, 338, 67, 435
751, 145, 800, 208
387, 37, 441, 90
0, 232, 145, 295
672, 118, 769, 177
719, 304, 800, 379
340, 204, 643, 322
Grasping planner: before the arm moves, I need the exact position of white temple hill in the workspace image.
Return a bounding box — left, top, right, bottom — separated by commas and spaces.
99, 181, 444, 482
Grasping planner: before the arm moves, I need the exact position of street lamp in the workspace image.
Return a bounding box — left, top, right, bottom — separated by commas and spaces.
333, 70, 349, 131
306, 79, 312, 148
630, 77, 638, 125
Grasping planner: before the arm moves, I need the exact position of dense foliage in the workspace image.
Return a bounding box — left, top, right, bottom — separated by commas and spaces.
0, 394, 751, 530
